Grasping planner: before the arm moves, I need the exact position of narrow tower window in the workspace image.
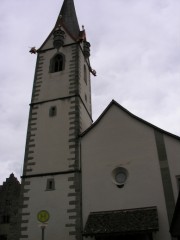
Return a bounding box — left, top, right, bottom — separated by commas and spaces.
49, 106, 57, 117
0, 235, 7, 240
84, 64, 87, 84
50, 54, 64, 73
46, 179, 55, 191
176, 176, 180, 190
1, 215, 10, 224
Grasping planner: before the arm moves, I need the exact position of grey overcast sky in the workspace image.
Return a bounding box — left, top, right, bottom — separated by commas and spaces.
0, 0, 180, 183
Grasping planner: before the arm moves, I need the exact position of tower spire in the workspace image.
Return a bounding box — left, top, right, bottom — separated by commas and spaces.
58, 0, 80, 39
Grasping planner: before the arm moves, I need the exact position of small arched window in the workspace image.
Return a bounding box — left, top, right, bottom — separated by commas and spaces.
50, 54, 64, 73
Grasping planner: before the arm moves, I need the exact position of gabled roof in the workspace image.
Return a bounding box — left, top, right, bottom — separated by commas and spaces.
81, 100, 180, 140
0, 173, 20, 192
83, 207, 159, 236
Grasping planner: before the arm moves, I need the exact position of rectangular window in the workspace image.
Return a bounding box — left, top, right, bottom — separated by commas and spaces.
49, 106, 57, 117
0, 235, 7, 240
46, 179, 55, 191
1, 215, 10, 224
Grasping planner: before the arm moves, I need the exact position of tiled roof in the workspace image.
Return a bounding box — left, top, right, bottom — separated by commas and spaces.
59, 0, 80, 39
83, 207, 159, 236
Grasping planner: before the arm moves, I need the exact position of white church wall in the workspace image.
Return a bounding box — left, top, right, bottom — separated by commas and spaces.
41, 34, 54, 50
79, 100, 92, 134
29, 99, 71, 174
78, 47, 92, 115
81, 104, 172, 240
36, 45, 73, 102
164, 135, 180, 199
21, 174, 75, 240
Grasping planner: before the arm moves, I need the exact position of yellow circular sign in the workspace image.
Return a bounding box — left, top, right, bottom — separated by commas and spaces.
37, 210, 50, 223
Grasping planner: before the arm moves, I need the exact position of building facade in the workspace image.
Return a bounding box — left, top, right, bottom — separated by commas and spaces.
19, 0, 92, 239
19, 0, 180, 240
81, 101, 180, 240
0, 174, 20, 240
170, 191, 180, 239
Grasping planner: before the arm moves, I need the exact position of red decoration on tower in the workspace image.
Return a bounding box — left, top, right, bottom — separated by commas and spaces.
29, 47, 37, 54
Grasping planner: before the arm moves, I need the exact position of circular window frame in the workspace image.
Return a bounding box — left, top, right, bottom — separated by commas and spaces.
112, 167, 128, 187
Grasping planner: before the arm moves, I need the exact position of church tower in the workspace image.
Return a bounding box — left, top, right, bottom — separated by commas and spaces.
20, 0, 93, 239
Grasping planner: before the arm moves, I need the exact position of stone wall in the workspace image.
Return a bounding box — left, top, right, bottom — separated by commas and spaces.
0, 174, 21, 240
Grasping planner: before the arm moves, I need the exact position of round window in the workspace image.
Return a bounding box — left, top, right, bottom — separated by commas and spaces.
115, 171, 127, 184
112, 167, 128, 187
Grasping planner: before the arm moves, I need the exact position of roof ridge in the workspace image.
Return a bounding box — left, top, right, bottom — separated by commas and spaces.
80, 100, 180, 140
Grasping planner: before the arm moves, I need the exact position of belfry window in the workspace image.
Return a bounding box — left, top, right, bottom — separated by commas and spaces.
50, 54, 64, 73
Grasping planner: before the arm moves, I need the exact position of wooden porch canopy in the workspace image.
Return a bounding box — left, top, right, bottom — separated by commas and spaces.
83, 207, 159, 237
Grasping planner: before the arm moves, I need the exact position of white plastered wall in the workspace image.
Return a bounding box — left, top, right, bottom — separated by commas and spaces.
37, 29, 75, 102
164, 135, 180, 199
78, 45, 92, 116
32, 99, 71, 174
41, 27, 75, 51
81, 104, 173, 240
21, 174, 75, 240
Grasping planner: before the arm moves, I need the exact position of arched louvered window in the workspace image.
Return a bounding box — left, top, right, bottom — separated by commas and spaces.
50, 54, 64, 73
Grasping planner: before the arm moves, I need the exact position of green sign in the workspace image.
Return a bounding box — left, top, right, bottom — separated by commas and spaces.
37, 210, 50, 223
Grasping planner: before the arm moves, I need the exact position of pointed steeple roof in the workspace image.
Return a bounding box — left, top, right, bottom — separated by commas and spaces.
38, 0, 80, 51
58, 0, 80, 39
